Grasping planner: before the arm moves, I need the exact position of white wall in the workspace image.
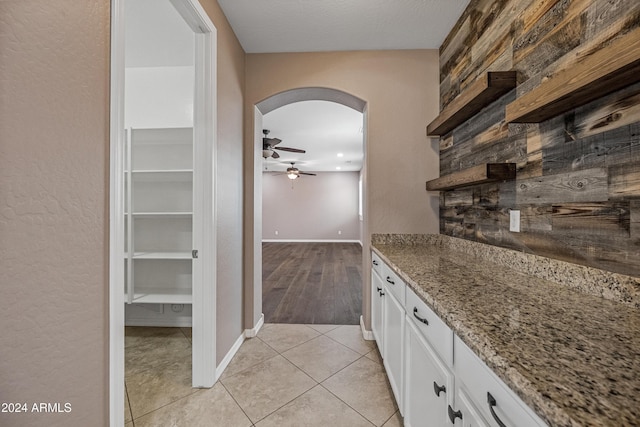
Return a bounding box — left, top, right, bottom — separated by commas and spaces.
262, 171, 361, 241
124, 66, 194, 129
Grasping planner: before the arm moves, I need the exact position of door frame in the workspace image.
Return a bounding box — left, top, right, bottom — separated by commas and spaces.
109, 0, 217, 424
247, 88, 369, 333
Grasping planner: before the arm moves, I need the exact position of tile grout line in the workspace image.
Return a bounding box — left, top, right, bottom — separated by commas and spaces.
317, 381, 377, 427
130, 388, 204, 422
217, 380, 261, 426
125, 383, 134, 426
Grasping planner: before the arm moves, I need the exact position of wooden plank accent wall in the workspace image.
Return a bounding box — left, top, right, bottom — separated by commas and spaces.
436, 0, 640, 277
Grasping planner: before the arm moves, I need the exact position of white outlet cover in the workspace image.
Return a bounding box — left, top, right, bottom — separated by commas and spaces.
510, 210, 520, 233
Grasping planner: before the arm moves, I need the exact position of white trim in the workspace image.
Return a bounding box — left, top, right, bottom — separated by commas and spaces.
109, 0, 125, 425
244, 313, 265, 338
262, 239, 362, 243
213, 311, 266, 383
125, 318, 192, 327
360, 315, 375, 341
170, 0, 218, 389
214, 333, 245, 380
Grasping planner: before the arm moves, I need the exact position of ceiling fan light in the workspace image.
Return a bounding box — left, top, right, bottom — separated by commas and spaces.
262, 149, 273, 158
287, 172, 298, 180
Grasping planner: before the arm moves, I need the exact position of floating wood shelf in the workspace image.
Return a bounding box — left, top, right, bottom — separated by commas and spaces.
427, 71, 517, 136
506, 27, 640, 123
425, 163, 516, 191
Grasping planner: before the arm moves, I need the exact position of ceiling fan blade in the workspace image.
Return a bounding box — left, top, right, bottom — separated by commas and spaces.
275, 147, 306, 153
271, 150, 280, 159
299, 172, 316, 176
264, 137, 282, 146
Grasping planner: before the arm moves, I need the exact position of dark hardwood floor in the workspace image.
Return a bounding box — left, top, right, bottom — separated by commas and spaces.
262, 242, 363, 325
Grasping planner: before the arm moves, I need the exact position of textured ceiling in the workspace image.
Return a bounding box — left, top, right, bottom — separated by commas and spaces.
262, 101, 363, 173
217, 0, 471, 53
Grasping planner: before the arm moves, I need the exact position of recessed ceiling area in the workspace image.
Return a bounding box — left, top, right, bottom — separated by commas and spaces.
217, 0, 471, 53
262, 101, 364, 173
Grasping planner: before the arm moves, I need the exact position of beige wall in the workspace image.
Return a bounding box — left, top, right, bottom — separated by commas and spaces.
262, 172, 361, 241
197, 0, 246, 365
0, 0, 246, 424
0, 1, 110, 426
244, 50, 441, 328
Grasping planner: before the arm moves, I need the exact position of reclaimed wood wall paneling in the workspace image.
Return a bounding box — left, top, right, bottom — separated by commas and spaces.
437, 0, 640, 277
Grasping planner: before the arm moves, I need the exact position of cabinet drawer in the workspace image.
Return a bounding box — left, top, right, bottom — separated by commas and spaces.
371, 251, 384, 277
382, 263, 405, 305
406, 287, 453, 367
454, 336, 547, 427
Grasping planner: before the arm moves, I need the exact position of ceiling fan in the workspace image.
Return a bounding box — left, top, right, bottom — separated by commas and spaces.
262, 129, 306, 159
284, 162, 316, 180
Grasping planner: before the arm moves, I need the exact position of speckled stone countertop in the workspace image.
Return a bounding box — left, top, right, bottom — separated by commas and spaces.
371, 234, 640, 427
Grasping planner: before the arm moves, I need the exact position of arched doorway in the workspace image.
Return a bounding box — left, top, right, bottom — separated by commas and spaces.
244, 87, 372, 337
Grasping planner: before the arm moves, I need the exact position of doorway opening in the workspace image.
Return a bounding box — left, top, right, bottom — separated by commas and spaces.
109, 0, 217, 424
248, 88, 369, 331
261, 100, 364, 324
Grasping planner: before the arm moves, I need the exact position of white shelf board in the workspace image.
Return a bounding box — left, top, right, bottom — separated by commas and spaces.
127, 288, 192, 304
124, 251, 192, 259
125, 212, 193, 218
130, 169, 193, 174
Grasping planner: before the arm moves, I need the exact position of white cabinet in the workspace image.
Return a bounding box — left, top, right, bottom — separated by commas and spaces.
370, 251, 548, 427
404, 317, 453, 427
383, 285, 405, 413
125, 128, 196, 307
451, 387, 489, 427
371, 263, 384, 348
370, 252, 405, 414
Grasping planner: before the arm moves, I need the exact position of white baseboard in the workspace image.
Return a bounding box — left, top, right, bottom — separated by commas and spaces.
262, 239, 361, 243
360, 315, 374, 341
215, 333, 244, 381
215, 314, 265, 380
244, 313, 264, 338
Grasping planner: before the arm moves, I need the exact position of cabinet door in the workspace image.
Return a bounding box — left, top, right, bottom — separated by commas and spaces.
451, 386, 489, 427
371, 268, 384, 349
383, 288, 405, 414
404, 318, 453, 427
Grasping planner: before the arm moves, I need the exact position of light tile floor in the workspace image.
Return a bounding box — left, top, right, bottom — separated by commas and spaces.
125, 324, 402, 427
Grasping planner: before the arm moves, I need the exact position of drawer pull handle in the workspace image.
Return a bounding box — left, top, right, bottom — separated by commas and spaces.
433, 381, 446, 397
413, 307, 429, 325
448, 405, 462, 423
488, 392, 507, 427
386, 276, 395, 285
372, 260, 379, 266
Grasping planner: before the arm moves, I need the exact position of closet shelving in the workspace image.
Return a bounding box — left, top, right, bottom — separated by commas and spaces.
125, 127, 194, 305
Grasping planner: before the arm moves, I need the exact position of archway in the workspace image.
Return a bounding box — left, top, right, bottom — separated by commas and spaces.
244, 87, 372, 337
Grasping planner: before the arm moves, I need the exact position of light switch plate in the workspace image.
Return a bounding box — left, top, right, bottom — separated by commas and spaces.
510, 210, 520, 232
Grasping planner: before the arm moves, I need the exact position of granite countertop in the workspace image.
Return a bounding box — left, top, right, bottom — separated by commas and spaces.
371, 235, 640, 427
